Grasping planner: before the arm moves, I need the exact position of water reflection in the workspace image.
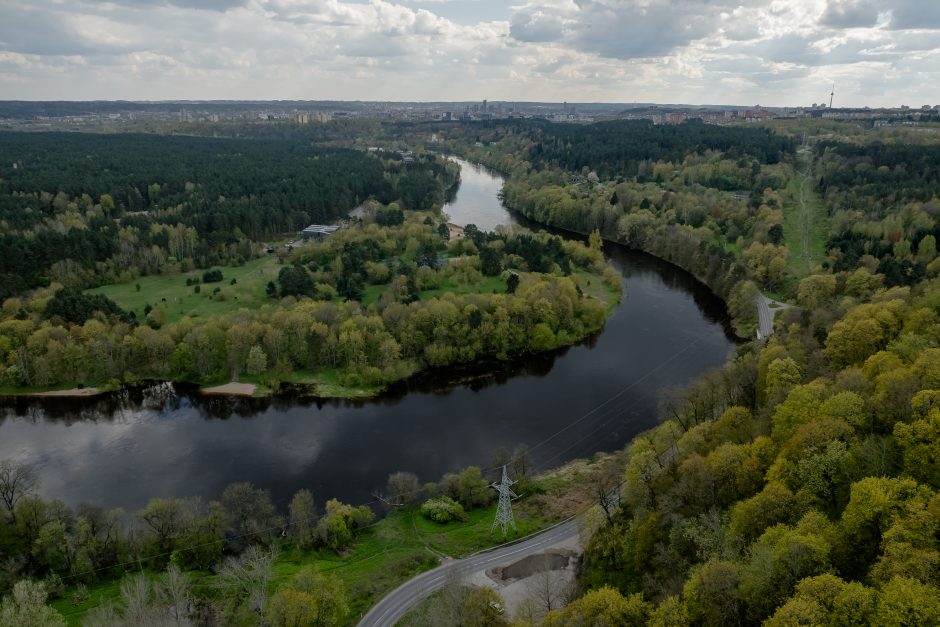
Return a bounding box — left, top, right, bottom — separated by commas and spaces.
0, 161, 737, 514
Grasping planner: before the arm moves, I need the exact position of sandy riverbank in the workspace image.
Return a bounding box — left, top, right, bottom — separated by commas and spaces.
200, 382, 258, 396
31, 387, 102, 397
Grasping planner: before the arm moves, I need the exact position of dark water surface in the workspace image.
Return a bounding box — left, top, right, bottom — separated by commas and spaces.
0, 161, 736, 514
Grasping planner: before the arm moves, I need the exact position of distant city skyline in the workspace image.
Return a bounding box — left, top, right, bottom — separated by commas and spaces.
1, 0, 939, 107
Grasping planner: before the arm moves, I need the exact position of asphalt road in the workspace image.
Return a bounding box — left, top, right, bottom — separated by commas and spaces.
358, 518, 579, 627
756, 292, 791, 340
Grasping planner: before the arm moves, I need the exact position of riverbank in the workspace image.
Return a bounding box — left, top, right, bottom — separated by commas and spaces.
445, 149, 753, 339
50, 452, 622, 626
511, 210, 749, 341
0, 265, 621, 401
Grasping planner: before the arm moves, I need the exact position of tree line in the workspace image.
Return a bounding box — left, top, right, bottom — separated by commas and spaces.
0, 444, 540, 625
0, 217, 617, 391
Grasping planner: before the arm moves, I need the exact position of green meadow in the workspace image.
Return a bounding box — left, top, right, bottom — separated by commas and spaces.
86, 255, 281, 325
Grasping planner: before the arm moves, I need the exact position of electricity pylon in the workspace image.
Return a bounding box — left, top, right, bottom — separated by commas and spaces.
490, 465, 517, 538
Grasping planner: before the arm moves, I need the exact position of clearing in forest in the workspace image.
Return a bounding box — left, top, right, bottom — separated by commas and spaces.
782, 154, 828, 279
86, 254, 281, 325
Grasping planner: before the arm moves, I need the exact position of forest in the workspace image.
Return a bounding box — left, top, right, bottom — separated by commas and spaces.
3, 117, 940, 625
0, 132, 458, 299
437, 119, 940, 624
518, 118, 793, 181
816, 140, 939, 285
442, 120, 795, 335
0, 212, 618, 394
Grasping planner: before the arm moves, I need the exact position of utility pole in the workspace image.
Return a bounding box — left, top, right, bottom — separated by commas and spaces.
490, 465, 517, 538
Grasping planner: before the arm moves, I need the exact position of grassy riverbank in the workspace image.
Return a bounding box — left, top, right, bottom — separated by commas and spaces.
49, 454, 617, 626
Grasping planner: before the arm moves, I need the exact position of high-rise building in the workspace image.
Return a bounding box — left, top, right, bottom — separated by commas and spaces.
483, 99, 487, 113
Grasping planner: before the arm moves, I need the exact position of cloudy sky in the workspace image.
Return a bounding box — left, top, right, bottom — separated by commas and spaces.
1, 0, 938, 107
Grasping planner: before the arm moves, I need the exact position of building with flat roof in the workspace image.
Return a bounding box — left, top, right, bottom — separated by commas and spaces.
301, 224, 340, 240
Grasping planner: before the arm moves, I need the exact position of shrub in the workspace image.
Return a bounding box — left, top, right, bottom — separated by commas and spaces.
420, 496, 467, 523
202, 269, 224, 283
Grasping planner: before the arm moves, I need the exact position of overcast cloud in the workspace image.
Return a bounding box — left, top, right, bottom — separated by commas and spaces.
0, 0, 938, 106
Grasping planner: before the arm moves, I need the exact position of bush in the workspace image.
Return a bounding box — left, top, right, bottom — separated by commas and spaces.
202, 269, 224, 283
376, 204, 404, 226
420, 496, 467, 523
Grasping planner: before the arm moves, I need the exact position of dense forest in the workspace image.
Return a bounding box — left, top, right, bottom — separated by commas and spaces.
440, 120, 940, 624
0, 132, 458, 299
519, 119, 793, 181
816, 141, 940, 285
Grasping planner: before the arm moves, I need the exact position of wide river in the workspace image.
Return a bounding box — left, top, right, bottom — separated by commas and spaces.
0, 158, 736, 513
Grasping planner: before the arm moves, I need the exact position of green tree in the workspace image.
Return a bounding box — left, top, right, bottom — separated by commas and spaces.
506, 272, 520, 294
837, 477, 933, 578
894, 410, 940, 488
316, 499, 374, 551
220, 482, 281, 542
278, 265, 314, 298
797, 274, 836, 309
269, 568, 347, 627
138, 497, 192, 562
764, 574, 876, 626
479, 245, 502, 276
683, 560, 742, 627
246, 345, 268, 376
0, 580, 66, 627
874, 576, 940, 626
543, 586, 649, 627
739, 517, 832, 622
288, 489, 317, 550
589, 228, 604, 252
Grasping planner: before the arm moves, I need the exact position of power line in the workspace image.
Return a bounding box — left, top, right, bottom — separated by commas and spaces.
52, 313, 734, 586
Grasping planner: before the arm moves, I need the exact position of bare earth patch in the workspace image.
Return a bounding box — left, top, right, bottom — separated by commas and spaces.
200, 382, 257, 396
447, 223, 465, 240
467, 536, 583, 618
32, 387, 101, 397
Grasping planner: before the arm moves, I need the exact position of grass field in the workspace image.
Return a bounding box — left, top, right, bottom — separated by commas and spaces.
782, 158, 828, 280
88, 260, 613, 327
283, 367, 394, 398
87, 255, 282, 325
572, 269, 621, 311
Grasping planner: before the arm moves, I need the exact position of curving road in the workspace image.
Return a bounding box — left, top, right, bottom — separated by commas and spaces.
756, 292, 791, 340
358, 518, 579, 627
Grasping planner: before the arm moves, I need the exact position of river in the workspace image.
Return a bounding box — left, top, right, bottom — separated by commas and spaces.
0, 158, 736, 514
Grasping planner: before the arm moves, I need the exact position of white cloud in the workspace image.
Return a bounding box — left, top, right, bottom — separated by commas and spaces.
0, 0, 938, 106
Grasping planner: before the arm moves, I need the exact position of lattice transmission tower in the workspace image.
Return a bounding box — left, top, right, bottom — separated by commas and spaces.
490, 465, 518, 538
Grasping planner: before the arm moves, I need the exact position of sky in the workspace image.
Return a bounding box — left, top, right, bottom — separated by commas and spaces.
1, 0, 939, 107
